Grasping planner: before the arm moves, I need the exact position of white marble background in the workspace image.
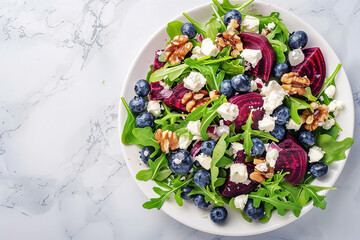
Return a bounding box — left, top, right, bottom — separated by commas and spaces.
0, 0, 359, 239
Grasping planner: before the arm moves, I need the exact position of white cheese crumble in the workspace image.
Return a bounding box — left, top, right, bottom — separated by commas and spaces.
231, 142, 244, 155
250, 80, 258, 92
217, 124, 230, 137
234, 194, 248, 210
258, 114, 276, 132
267, 22, 276, 31
194, 153, 212, 170
255, 162, 268, 172
328, 100, 344, 116
241, 15, 260, 33
159, 80, 170, 90
187, 120, 201, 136
179, 133, 192, 150
201, 38, 219, 57
190, 46, 206, 59
288, 49, 305, 66
261, 80, 286, 114
217, 102, 239, 121
308, 146, 325, 163
319, 96, 324, 101
324, 85, 336, 99
286, 118, 302, 131
318, 118, 335, 130
240, 49, 263, 68
266, 148, 279, 168
183, 71, 207, 92
230, 163, 248, 183
147, 100, 161, 117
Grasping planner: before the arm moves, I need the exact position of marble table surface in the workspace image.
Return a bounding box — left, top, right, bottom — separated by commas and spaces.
0, 0, 359, 239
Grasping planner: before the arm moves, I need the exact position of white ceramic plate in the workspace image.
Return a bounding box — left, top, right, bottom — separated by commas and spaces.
119, 1, 354, 236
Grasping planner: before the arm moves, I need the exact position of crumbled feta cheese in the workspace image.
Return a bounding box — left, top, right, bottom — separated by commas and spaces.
234, 194, 248, 210
286, 118, 302, 131
255, 78, 264, 87
217, 103, 239, 121
147, 100, 161, 117
328, 100, 344, 116
266, 22, 276, 31
187, 120, 201, 136
250, 80, 258, 92
159, 80, 170, 90
240, 49, 263, 68
230, 163, 248, 183
183, 71, 207, 92
194, 153, 212, 170
319, 96, 324, 101
318, 118, 335, 130
255, 162, 268, 172
179, 133, 192, 150
258, 114, 276, 132
190, 46, 207, 59
217, 124, 230, 137
288, 49, 305, 66
231, 142, 244, 155
201, 38, 219, 57
241, 15, 260, 33
308, 146, 325, 163
261, 81, 286, 114
324, 85, 336, 99
266, 148, 279, 168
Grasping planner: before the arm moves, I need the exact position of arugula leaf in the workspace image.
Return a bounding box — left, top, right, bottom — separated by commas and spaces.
286, 96, 313, 124
146, 65, 154, 82
200, 95, 225, 140
121, 97, 138, 145
216, 156, 233, 167
183, 13, 219, 39
189, 185, 226, 206
241, 110, 254, 155
228, 198, 253, 222
269, 39, 287, 63
251, 130, 279, 142
220, 59, 245, 76
149, 63, 189, 83
132, 127, 160, 150
212, 0, 254, 15
315, 134, 354, 164
298, 184, 335, 210
261, 172, 289, 195
143, 177, 193, 210
210, 3, 226, 33
166, 20, 183, 42
259, 203, 275, 223
136, 154, 168, 181
210, 133, 229, 190
316, 63, 342, 101
304, 87, 317, 101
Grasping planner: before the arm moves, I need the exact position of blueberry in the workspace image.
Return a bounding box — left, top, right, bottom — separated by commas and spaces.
224, 9, 242, 26
244, 199, 264, 220
167, 150, 193, 175
298, 131, 316, 146
210, 207, 228, 224
135, 112, 154, 128
181, 23, 197, 39
194, 169, 211, 187
140, 146, 155, 164
271, 124, 286, 141
231, 74, 251, 93
310, 162, 328, 178
201, 139, 217, 155
289, 31, 308, 50
181, 186, 194, 200
272, 106, 290, 125
193, 194, 210, 209
251, 138, 265, 156
220, 79, 234, 97
134, 79, 150, 96
129, 96, 147, 113
273, 62, 290, 79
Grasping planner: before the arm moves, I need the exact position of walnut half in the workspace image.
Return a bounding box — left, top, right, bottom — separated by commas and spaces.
249, 158, 274, 183
216, 30, 243, 58
181, 90, 211, 112
155, 129, 179, 153
300, 102, 329, 131
281, 72, 310, 96
165, 35, 193, 65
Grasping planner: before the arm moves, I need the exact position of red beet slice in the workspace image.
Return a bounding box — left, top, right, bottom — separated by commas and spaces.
275, 139, 307, 185
291, 47, 326, 96
152, 50, 166, 72
207, 125, 219, 140
220, 150, 259, 197
163, 83, 191, 112
190, 141, 202, 158
239, 32, 276, 81
228, 93, 265, 131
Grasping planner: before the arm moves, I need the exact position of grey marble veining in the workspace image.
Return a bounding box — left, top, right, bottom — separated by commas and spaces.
0, 0, 359, 239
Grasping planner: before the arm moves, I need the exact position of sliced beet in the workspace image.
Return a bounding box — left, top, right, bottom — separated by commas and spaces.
190, 141, 202, 158
149, 82, 173, 100
152, 50, 166, 72
275, 139, 307, 185
220, 150, 259, 197
207, 125, 219, 140
291, 47, 326, 96
228, 93, 265, 131
163, 83, 191, 112
239, 32, 276, 81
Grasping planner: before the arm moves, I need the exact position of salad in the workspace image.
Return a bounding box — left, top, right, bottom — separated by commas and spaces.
121, 0, 354, 224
